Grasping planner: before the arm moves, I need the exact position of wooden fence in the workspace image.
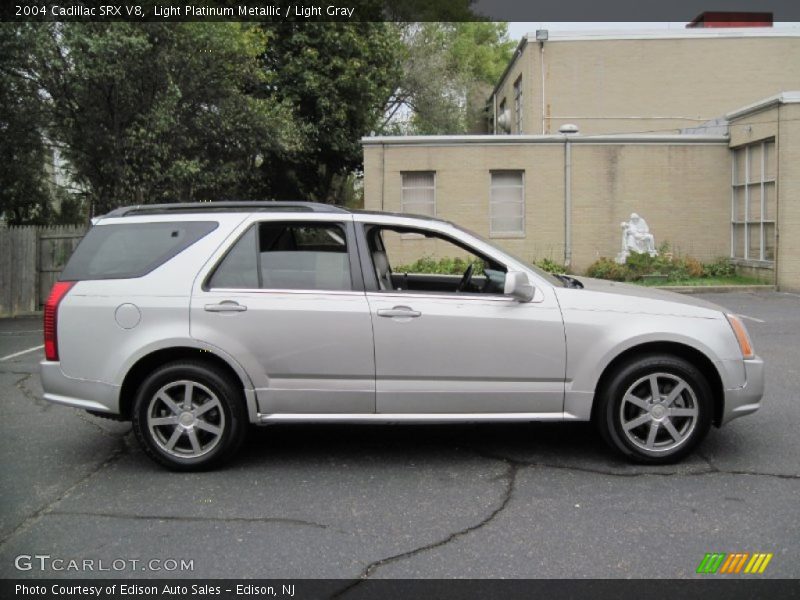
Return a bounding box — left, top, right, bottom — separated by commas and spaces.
0, 225, 87, 317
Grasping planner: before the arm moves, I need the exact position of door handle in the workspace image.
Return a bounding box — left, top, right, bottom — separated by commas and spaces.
377, 306, 421, 318
204, 301, 247, 313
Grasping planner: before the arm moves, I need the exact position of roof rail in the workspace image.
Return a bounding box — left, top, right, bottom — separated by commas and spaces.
103, 201, 349, 218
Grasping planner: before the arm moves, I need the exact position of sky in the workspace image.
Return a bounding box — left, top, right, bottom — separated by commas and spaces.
505, 21, 800, 41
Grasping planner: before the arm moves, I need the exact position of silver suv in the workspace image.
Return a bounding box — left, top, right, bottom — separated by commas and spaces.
41, 202, 764, 470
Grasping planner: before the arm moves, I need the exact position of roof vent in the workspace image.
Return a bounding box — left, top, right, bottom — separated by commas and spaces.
559, 123, 580, 135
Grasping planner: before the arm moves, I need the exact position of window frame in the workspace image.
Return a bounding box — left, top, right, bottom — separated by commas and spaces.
489, 170, 526, 239
513, 75, 523, 134
731, 139, 776, 264
204, 219, 363, 293
400, 171, 436, 218
357, 223, 510, 298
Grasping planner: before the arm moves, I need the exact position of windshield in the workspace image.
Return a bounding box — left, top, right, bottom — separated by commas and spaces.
451, 223, 566, 287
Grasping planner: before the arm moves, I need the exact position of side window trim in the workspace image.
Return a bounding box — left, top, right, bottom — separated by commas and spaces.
205, 219, 364, 293
356, 222, 508, 297
254, 222, 264, 289
355, 223, 380, 292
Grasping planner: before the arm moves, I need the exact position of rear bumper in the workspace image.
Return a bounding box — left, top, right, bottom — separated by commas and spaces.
720, 356, 764, 426
40, 361, 120, 414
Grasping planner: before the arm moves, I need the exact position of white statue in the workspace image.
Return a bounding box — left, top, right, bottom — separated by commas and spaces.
616, 213, 657, 264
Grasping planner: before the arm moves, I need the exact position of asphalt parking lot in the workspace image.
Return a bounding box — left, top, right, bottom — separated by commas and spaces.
0, 291, 798, 580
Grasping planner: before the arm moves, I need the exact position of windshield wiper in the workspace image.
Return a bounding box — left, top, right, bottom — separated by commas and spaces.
556, 274, 584, 289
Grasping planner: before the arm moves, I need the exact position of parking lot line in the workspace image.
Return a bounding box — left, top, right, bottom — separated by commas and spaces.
0, 344, 44, 362
737, 314, 765, 323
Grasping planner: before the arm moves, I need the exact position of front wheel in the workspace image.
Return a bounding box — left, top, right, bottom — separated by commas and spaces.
595, 354, 713, 464
132, 361, 247, 471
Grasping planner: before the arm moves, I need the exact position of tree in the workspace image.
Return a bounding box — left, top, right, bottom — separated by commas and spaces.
385, 22, 515, 135
257, 22, 401, 204
22, 22, 295, 218
0, 24, 54, 224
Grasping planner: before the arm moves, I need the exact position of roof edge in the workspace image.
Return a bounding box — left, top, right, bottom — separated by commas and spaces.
490, 37, 528, 102
523, 27, 800, 43
726, 91, 800, 120
362, 134, 730, 146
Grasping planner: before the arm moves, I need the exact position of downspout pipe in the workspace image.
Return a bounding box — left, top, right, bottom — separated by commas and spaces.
560, 124, 579, 268
540, 41, 546, 134
564, 137, 571, 267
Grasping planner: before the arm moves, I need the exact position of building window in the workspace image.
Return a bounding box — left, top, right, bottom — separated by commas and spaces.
401, 171, 436, 217
731, 140, 776, 262
490, 171, 525, 237
513, 76, 523, 134
498, 99, 508, 134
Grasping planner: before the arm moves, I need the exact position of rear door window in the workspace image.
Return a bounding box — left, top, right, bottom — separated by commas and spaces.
60, 221, 218, 280
208, 221, 352, 291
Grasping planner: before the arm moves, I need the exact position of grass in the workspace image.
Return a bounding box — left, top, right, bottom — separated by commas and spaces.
634, 275, 769, 287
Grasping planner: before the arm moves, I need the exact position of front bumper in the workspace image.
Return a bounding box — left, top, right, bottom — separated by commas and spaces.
720, 356, 765, 426
40, 361, 121, 414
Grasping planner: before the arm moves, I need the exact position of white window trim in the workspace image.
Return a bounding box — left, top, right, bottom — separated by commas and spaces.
731, 140, 775, 264
490, 170, 526, 238
400, 171, 436, 218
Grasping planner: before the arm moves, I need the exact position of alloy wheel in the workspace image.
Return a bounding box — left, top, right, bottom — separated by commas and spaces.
146, 380, 226, 459
618, 372, 699, 454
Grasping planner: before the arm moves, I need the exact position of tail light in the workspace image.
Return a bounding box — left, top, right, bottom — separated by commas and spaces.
43, 281, 75, 361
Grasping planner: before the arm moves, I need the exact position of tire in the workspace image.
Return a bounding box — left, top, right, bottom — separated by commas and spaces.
595, 353, 713, 464
132, 361, 247, 471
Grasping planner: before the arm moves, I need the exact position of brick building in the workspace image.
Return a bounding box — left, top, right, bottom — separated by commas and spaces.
362, 26, 800, 290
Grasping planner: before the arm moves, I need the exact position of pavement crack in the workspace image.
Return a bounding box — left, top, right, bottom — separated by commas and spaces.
697, 451, 800, 480
44, 511, 331, 529
476, 451, 715, 478
335, 461, 518, 596
474, 451, 800, 481
0, 443, 128, 548
13, 372, 51, 412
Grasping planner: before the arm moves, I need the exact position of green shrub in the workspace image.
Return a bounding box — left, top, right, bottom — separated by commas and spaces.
394, 256, 484, 275
585, 245, 738, 284
683, 256, 705, 278
703, 257, 735, 278
533, 257, 567, 274
586, 257, 629, 281
624, 251, 658, 278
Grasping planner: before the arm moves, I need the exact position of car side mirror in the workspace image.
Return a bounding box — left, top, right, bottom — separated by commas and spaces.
504, 271, 535, 302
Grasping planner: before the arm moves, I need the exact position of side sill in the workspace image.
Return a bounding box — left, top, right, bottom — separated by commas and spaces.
43, 393, 112, 413
256, 412, 583, 425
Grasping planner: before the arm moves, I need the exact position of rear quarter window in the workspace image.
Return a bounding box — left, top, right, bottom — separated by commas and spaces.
60, 221, 218, 280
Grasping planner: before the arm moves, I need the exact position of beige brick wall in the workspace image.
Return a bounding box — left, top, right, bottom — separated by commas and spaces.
365, 142, 565, 266
729, 106, 779, 147
494, 36, 800, 135
363, 140, 732, 274
569, 143, 731, 272
494, 47, 537, 134
775, 104, 800, 291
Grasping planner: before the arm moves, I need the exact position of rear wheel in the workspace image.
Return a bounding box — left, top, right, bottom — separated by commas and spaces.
132, 361, 246, 470
595, 354, 713, 464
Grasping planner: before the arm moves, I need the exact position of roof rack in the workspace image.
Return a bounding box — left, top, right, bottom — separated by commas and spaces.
103, 201, 350, 218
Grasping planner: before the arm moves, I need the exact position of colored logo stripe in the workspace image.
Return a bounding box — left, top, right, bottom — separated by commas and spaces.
697, 553, 726, 574
697, 552, 773, 574
744, 553, 773, 574
719, 553, 749, 573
